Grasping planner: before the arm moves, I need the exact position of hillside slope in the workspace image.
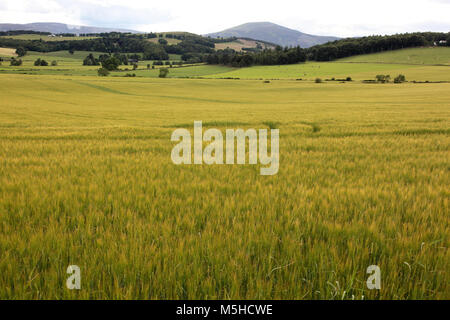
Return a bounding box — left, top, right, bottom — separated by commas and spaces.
338, 47, 450, 65
206, 22, 339, 48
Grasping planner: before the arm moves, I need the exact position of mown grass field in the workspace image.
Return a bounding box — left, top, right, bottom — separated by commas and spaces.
215, 38, 275, 51
0, 70, 448, 299
0, 47, 17, 57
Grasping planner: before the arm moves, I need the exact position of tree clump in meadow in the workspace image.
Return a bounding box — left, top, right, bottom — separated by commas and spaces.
97, 67, 110, 77
34, 58, 49, 66
159, 68, 169, 78
10, 57, 22, 66
376, 74, 391, 83
101, 56, 120, 71
15, 47, 27, 57
394, 74, 406, 83
83, 53, 100, 66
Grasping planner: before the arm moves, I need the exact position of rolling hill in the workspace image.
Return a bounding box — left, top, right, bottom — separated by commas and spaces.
0, 22, 139, 34
206, 22, 339, 48
338, 47, 450, 65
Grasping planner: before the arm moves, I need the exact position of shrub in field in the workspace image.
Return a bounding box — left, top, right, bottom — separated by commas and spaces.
376, 74, 391, 83
346, 77, 352, 81
311, 123, 321, 132
51, 60, 58, 66
101, 56, 120, 71
315, 78, 322, 83
10, 58, 22, 66
97, 67, 110, 77
159, 68, 169, 78
34, 58, 48, 66
394, 74, 406, 83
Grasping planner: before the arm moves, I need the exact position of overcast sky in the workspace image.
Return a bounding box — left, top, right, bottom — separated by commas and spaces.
0, 0, 449, 37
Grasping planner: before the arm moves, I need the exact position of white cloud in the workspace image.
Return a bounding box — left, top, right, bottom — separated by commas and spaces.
0, 0, 449, 36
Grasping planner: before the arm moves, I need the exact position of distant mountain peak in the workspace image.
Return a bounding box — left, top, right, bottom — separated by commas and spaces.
0, 22, 139, 34
206, 22, 339, 48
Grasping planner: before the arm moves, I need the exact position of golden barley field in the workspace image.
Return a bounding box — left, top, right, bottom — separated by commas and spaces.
0, 73, 448, 299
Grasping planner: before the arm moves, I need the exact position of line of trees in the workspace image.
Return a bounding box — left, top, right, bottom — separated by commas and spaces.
0, 30, 51, 36
0, 32, 221, 63
83, 53, 124, 69
206, 46, 307, 67
0, 34, 170, 58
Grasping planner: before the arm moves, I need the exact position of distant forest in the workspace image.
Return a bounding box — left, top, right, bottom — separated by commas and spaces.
0, 32, 218, 62
0, 31, 449, 67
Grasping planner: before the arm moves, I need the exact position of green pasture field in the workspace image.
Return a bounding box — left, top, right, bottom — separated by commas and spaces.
148, 37, 181, 45
121, 62, 449, 82
0, 51, 186, 76
209, 62, 450, 82
26, 50, 105, 60
339, 47, 450, 65
110, 64, 235, 78
1, 47, 448, 82
3, 56, 448, 82
0, 72, 448, 299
